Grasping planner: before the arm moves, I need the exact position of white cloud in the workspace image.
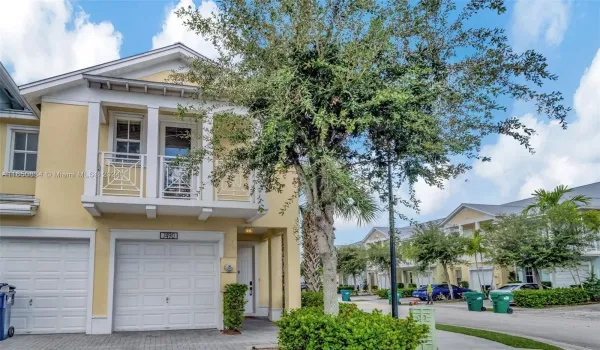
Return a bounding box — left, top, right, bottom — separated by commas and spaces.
475, 48, 600, 200
413, 178, 464, 215
512, 0, 571, 49
0, 0, 122, 84
152, 0, 220, 59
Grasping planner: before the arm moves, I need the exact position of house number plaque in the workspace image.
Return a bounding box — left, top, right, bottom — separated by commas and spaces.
160, 232, 178, 240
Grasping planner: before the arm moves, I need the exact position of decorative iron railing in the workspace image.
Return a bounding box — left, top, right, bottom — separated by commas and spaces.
98, 152, 145, 197
159, 155, 198, 199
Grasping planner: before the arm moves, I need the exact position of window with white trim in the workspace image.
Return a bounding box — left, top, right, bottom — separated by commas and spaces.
5, 126, 39, 172
525, 267, 534, 283
112, 116, 144, 160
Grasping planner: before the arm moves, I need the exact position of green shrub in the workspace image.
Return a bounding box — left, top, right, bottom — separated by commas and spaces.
277, 305, 428, 350
397, 282, 405, 288
408, 283, 417, 288
223, 283, 248, 330
459, 281, 469, 288
371, 285, 379, 290
583, 269, 600, 302
337, 285, 354, 294
508, 280, 522, 284
513, 288, 590, 308
376, 288, 389, 299
376, 288, 415, 299
301, 291, 324, 307
541, 281, 552, 288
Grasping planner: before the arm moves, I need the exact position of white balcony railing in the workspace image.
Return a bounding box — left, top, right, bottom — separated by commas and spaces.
98, 152, 146, 197
585, 241, 600, 252
159, 155, 198, 199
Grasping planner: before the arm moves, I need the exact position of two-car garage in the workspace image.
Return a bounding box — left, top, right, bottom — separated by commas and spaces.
0, 228, 223, 335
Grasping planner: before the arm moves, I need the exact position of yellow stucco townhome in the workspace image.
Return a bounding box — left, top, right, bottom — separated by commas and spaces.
0, 44, 300, 335
340, 181, 600, 291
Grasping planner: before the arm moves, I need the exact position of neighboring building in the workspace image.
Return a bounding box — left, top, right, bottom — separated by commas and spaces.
339, 181, 600, 290
0, 44, 300, 335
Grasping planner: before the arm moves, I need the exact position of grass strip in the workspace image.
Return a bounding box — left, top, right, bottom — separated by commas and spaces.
436, 324, 562, 350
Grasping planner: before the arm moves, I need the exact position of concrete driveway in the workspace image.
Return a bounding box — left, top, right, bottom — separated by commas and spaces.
352, 296, 600, 350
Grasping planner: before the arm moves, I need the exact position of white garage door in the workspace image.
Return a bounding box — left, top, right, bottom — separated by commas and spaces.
113, 241, 219, 331
554, 264, 590, 287
415, 272, 433, 287
0, 238, 89, 334
470, 268, 494, 290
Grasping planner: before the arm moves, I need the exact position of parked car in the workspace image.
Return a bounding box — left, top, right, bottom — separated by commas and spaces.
301, 281, 308, 291
488, 283, 550, 301
412, 284, 472, 301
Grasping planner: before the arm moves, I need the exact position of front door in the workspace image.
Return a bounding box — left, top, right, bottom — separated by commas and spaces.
237, 247, 254, 314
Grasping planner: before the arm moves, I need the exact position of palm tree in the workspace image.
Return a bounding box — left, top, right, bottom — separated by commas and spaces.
465, 231, 487, 292
299, 162, 379, 294
524, 185, 591, 214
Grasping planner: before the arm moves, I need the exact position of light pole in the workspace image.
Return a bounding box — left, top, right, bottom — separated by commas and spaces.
387, 158, 399, 318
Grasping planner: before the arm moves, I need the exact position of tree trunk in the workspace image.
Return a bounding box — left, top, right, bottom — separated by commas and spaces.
301, 209, 321, 291
442, 263, 454, 300
533, 267, 543, 290
314, 205, 339, 315
474, 254, 483, 292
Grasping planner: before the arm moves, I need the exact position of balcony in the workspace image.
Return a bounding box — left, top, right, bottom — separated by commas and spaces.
82, 152, 266, 222
585, 241, 600, 255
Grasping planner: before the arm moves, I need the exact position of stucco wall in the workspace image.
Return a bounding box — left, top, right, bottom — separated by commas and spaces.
445, 208, 488, 226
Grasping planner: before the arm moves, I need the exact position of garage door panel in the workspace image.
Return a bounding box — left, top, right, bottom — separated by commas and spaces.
114, 241, 218, 331
194, 311, 217, 327
0, 238, 89, 334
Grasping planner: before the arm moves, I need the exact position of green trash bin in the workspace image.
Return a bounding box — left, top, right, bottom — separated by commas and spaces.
387, 290, 401, 305
464, 291, 486, 312
490, 292, 513, 314
341, 289, 352, 302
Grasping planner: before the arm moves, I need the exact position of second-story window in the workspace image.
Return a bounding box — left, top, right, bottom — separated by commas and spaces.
115, 119, 142, 160
6, 125, 39, 172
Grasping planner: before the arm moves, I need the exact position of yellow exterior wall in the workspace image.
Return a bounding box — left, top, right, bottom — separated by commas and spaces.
446, 207, 488, 226
139, 70, 173, 83
258, 239, 270, 309
0, 118, 40, 195
0, 102, 301, 318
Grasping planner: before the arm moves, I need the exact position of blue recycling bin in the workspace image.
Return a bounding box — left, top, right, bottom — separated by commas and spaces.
0, 284, 16, 341
341, 289, 352, 302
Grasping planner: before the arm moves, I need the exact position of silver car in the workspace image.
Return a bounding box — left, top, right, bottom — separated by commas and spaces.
489, 283, 550, 301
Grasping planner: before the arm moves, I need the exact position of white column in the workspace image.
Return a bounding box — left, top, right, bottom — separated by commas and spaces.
146, 106, 160, 198
201, 114, 214, 202
474, 221, 480, 232
84, 102, 100, 196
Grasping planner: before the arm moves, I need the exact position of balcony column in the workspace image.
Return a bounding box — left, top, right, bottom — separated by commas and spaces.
268, 234, 283, 321
474, 221, 480, 232
146, 106, 159, 199
84, 102, 101, 196
201, 113, 213, 202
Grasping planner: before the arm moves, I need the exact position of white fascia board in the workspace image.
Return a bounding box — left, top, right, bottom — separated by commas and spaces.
0, 110, 37, 120
19, 44, 206, 96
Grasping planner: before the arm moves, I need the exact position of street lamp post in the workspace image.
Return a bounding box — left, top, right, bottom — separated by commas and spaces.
387, 159, 399, 318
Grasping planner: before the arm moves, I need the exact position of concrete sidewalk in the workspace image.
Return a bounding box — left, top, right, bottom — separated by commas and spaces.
438, 330, 513, 349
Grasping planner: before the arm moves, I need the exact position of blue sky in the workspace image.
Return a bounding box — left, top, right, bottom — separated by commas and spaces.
1, 0, 599, 245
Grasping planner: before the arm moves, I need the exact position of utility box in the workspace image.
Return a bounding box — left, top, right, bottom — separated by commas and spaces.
410, 306, 436, 350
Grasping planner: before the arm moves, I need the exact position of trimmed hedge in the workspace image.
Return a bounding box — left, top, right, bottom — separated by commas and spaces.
337, 285, 354, 294
376, 288, 415, 299
277, 304, 428, 350
223, 283, 248, 330
301, 291, 324, 307
512, 288, 590, 308
459, 281, 469, 288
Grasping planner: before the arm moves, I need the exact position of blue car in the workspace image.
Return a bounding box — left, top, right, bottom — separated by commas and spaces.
412, 284, 472, 301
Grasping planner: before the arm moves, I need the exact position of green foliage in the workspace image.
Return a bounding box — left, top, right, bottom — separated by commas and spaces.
371, 285, 379, 290
277, 306, 428, 350
376, 288, 415, 299
223, 283, 248, 330
337, 245, 367, 280
175, 0, 568, 316
459, 281, 469, 288
437, 324, 562, 350
583, 268, 600, 302
524, 185, 591, 215
366, 242, 394, 273
337, 285, 355, 294
512, 288, 590, 308
302, 291, 324, 307
541, 281, 552, 288
397, 282, 405, 288
508, 280, 522, 284
408, 284, 417, 289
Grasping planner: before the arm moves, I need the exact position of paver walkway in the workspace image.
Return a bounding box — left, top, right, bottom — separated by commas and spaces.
0, 317, 278, 350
